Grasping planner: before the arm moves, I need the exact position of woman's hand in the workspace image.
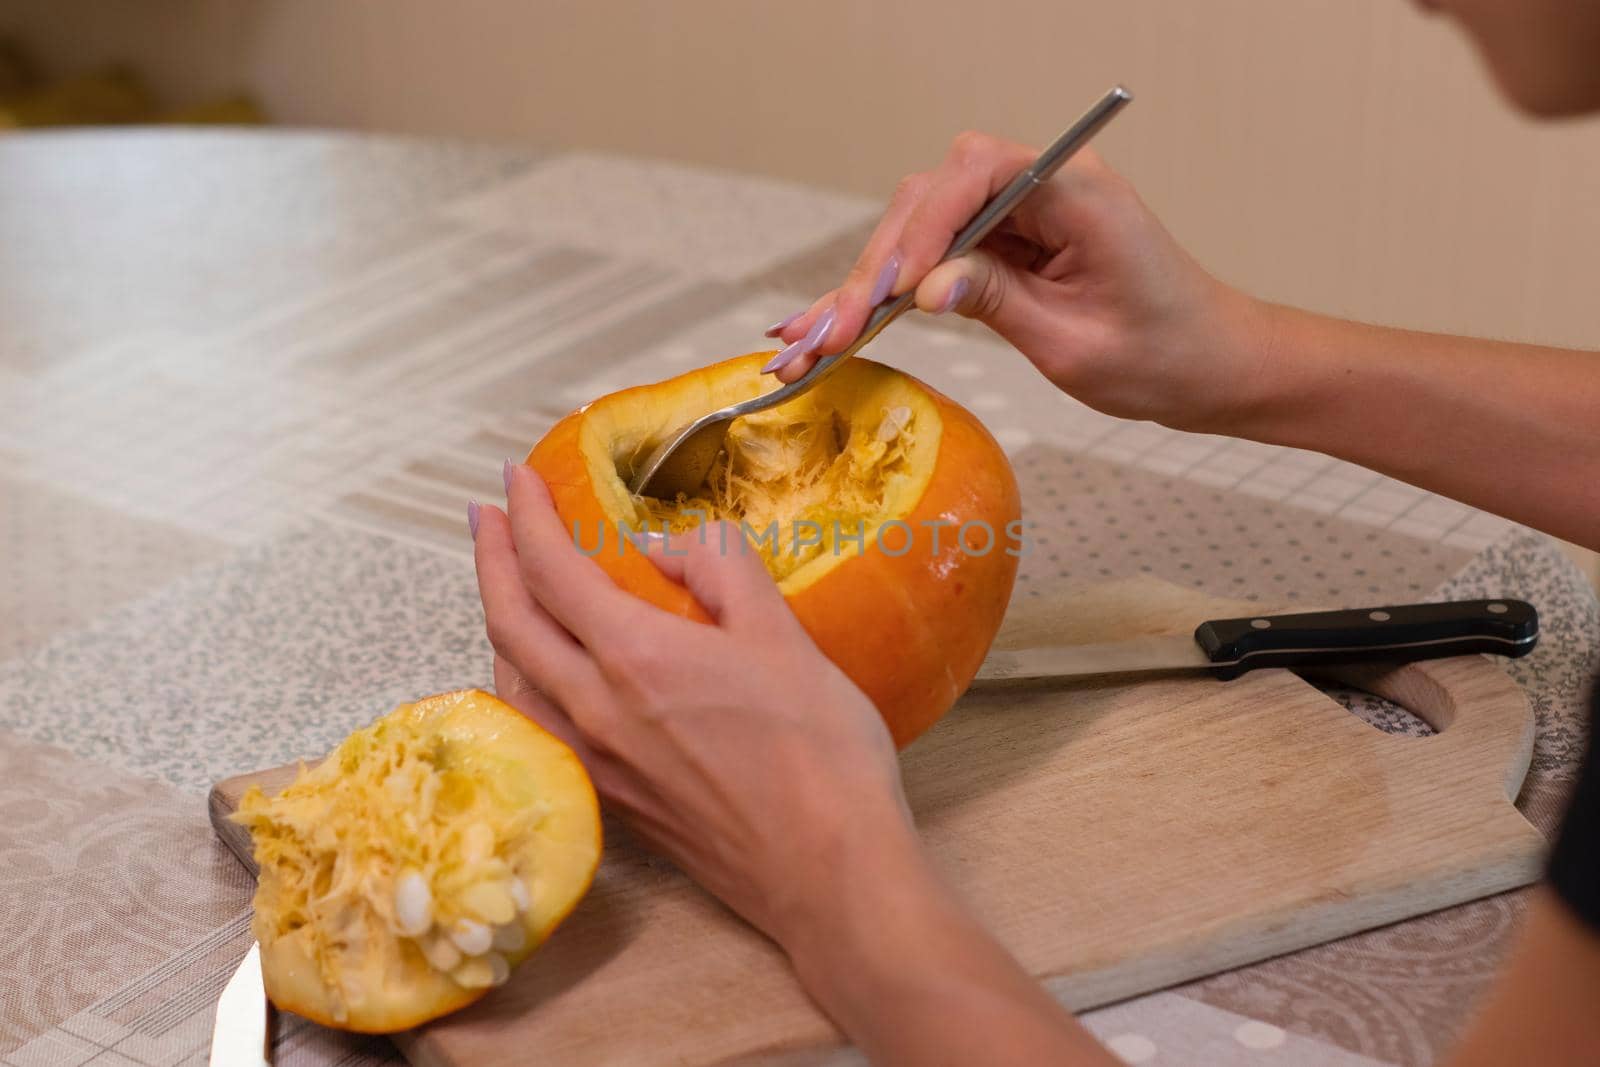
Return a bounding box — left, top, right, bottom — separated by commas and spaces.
474, 465, 1116, 1065
765, 132, 1270, 435
770, 128, 1600, 552
473, 464, 915, 947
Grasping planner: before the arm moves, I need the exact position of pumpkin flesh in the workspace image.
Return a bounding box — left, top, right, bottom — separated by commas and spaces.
232, 690, 601, 1033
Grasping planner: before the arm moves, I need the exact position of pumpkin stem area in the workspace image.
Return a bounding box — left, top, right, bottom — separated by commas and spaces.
635, 398, 920, 580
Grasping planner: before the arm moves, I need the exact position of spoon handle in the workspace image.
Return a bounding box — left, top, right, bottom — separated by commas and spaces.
767, 85, 1134, 405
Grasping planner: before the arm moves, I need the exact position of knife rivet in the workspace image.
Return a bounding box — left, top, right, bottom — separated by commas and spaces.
1368, 610, 1391, 621
1487, 602, 1508, 614
1250, 618, 1272, 629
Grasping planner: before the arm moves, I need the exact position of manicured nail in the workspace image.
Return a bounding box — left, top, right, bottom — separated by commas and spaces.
467, 500, 481, 540
761, 306, 836, 374
936, 277, 970, 315
763, 311, 802, 338
869, 252, 901, 306
503, 458, 514, 495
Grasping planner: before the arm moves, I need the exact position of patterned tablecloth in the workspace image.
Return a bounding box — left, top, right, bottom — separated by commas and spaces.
1, 129, 1595, 1067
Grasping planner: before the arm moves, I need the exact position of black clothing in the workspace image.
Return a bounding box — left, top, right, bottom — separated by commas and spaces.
1548, 682, 1600, 932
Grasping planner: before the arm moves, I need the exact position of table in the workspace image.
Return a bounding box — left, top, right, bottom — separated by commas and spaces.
1, 128, 1594, 1067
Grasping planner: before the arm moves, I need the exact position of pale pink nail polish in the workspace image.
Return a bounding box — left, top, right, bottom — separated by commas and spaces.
763, 311, 802, 338
808, 306, 836, 345
937, 277, 971, 314
502, 458, 514, 495
869, 252, 901, 306
467, 500, 481, 540
762, 306, 836, 374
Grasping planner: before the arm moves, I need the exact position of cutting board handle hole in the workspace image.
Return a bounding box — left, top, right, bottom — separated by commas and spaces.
1298, 671, 1440, 737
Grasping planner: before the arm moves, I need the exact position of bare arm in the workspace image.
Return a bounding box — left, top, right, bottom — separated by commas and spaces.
1235, 302, 1600, 552
765, 134, 1600, 1058
770, 131, 1600, 553
787, 827, 1116, 1066
1443, 891, 1600, 1066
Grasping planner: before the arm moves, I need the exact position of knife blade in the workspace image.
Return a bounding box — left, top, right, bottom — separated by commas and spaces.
210, 942, 271, 1067
972, 598, 1538, 687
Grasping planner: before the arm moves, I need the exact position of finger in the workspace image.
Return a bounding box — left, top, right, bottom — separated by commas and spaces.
913, 249, 1053, 341
895, 131, 1038, 288
764, 291, 838, 383
545, 743, 667, 830
474, 502, 605, 712
504, 463, 654, 645
774, 291, 837, 346
642, 522, 794, 628
492, 654, 595, 762
482, 597, 633, 765
762, 309, 804, 339
811, 171, 934, 358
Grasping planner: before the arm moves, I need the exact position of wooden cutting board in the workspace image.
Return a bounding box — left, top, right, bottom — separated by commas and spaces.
209, 578, 1544, 1066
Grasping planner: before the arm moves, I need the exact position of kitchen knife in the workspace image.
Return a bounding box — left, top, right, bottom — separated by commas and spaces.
209, 942, 271, 1067
972, 598, 1538, 686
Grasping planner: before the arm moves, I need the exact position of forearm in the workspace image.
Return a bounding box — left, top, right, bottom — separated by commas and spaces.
1221, 299, 1600, 551
1442, 889, 1600, 1066
783, 830, 1114, 1066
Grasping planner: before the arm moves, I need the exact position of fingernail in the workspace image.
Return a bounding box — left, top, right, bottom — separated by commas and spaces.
761, 306, 836, 374
936, 277, 970, 315
869, 252, 901, 306
467, 500, 481, 540
763, 311, 802, 338
502, 458, 514, 495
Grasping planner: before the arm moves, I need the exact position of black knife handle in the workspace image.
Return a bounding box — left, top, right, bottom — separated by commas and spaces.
1193, 599, 1539, 680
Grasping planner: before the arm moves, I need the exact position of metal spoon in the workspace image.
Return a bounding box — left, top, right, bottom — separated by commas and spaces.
629, 85, 1134, 500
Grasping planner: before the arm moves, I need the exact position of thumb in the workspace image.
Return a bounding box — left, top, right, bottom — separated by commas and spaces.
913, 250, 1046, 340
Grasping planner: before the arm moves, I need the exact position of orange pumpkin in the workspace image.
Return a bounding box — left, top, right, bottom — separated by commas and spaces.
528, 353, 1021, 745
233, 690, 602, 1032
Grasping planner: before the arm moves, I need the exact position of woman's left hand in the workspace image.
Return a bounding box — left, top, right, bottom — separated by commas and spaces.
476, 466, 1131, 1067
473, 464, 917, 948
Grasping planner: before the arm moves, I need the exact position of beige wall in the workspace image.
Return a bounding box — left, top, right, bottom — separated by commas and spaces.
5, 0, 1597, 582
7, 2, 1600, 349
8, 1, 1600, 354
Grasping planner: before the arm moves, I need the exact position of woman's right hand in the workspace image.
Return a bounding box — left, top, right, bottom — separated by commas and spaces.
766, 132, 1274, 436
